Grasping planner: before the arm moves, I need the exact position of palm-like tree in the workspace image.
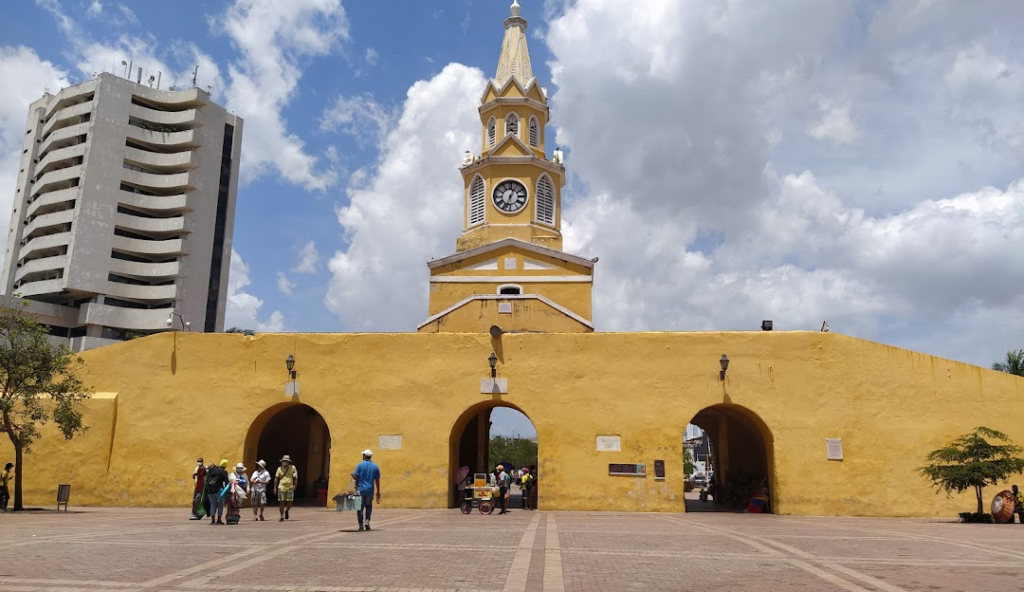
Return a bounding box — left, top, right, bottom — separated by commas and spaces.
992, 349, 1024, 376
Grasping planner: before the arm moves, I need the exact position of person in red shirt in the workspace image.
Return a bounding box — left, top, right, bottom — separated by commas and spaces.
190, 458, 208, 520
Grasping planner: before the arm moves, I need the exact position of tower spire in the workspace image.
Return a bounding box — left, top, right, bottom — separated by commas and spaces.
495, 0, 533, 86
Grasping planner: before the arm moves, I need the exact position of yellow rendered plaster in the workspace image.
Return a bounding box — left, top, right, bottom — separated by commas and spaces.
2, 331, 1021, 517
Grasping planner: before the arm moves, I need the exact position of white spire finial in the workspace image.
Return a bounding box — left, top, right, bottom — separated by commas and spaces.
511, 0, 521, 17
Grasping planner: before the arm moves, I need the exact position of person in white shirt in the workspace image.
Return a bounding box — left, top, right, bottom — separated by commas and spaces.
250, 459, 272, 521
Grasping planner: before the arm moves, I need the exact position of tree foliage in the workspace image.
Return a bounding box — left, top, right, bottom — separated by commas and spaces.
225, 327, 256, 335
918, 427, 1024, 515
489, 435, 538, 470
991, 349, 1024, 376
0, 301, 92, 511
683, 448, 695, 478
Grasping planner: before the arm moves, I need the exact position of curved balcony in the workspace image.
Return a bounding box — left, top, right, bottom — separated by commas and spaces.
109, 258, 180, 279
43, 82, 96, 121
78, 303, 173, 332
38, 123, 89, 163
118, 190, 188, 213
114, 212, 184, 235
125, 126, 196, 149
104, 281, 177, 301
35, 143, 86, 176
15, 254, 68, 283
112, 235, 183, 256
24, 210, 73, 239
19, 232, 71, 261
124, 146, 194, 172
42, 101, 92, 138
129, 104, 198, 128
15, 278, 65, 298
121, 168, 192, 192
26, 187, 77, 219
132, 86, 205, 109
30, 165, 81, 198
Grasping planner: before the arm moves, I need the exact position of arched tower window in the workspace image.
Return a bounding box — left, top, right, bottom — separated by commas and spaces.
498, 284, 523, 295
468, 175, 486, 226
529, 117, 539, 147
505, 113, 519, 139
487, 118, 496, 148
536, 174, 555, 226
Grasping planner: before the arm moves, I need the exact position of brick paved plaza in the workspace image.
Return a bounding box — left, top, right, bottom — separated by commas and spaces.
0, 506, 1022, 592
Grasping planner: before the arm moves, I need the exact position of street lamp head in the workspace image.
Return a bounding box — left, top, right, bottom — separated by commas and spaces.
285, 354, 295, 372
184, 321, 191, 330
165, 316, 173, 328
488, 352, 498, 378
719, 354, 729, 381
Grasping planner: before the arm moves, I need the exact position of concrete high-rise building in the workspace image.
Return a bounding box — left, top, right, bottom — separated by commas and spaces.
2, 72, 242, 351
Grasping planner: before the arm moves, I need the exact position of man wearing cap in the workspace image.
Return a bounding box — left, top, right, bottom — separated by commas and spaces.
190, 457, 207, 520
274, 455, 298, 521
250, 460, 271, 521
496, 465, 512, 514
351, 450, 381, 531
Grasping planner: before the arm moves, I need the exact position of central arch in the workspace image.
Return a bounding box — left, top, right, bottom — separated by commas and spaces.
244, 403, 331, 502
448, 401, 537, 509
686, 404, 774, 513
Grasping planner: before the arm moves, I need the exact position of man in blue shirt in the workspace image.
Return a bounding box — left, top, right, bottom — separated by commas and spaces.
351, 449, 381, 531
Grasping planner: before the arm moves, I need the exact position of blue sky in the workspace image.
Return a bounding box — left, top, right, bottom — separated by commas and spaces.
2, 1, 1024, 438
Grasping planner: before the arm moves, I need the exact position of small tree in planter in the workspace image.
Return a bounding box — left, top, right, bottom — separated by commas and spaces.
918, 427, 1024, 520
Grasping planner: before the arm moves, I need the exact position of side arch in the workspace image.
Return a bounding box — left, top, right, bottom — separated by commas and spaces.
447, 400, 536, 508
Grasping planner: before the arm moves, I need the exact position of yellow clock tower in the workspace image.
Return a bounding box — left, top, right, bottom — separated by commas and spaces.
418, 0, 596, 334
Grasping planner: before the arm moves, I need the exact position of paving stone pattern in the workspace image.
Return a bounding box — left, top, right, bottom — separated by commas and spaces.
0, 507, 1022, 591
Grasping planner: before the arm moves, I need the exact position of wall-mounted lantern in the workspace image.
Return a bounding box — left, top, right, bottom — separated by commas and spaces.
719, 354, 729, 381
286, 354, 296, 380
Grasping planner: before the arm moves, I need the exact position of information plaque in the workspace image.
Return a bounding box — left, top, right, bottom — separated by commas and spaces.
826, 438, 844, 460
609, 463, 646, 477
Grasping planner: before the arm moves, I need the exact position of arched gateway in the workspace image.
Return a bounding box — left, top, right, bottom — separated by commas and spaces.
244, 403, 331, 501
448, 401, 537, 509
688, 404, 774, 512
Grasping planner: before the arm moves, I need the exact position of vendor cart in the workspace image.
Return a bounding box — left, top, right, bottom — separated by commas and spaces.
459, 473, 495, 515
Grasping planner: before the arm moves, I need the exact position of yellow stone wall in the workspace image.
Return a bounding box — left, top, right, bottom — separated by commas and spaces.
3, 330, 1022, 517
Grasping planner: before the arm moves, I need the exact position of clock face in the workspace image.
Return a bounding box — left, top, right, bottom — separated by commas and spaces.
492, 180, 528, 214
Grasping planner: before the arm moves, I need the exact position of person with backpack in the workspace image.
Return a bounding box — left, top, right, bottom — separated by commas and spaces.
205, 459, 230, 525
274, 455, 298, 521
496, 465, 511, 514
520, 468, 533, 510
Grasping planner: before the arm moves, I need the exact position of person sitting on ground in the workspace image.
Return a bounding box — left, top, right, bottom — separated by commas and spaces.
746, 479, 770, 514
1012, 484, 1023, 524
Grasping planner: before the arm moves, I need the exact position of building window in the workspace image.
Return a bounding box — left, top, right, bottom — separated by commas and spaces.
505, 113, 519, 138
529, 117, 539, 146
536, 174, 555, 226
498, 284, 522, 295
487, 118, 496, 148
468, 175, 486, 226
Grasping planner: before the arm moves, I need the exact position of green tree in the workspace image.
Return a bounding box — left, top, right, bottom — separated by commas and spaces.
918, 427, 1024, 514
225, 327, 256, 336
489, 435, 538, 470
991, 349, 1024, 376
683, 448, 695, 478
0, 302, 92, 511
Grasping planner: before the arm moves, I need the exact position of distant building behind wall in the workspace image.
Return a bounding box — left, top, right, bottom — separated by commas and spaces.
2, 72, 242, 351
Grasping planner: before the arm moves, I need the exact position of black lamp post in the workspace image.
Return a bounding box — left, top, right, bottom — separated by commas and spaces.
719, 354, 729, 381
488, 352, 498, 378
286, 354, 296, 380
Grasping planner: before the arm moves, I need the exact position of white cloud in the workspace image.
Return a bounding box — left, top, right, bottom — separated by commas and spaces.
321, 93, 394, 146
0, 47, 70, 247
216, 0, 348, 191
277, 272, 296, 296
807, 101, 860, 144
365, 47, 379, 66
117, 4, 139, 26
325, 63, 484, 329
87, 1, 102, 16
225, 250, 286, 332
292, 241, 321, 274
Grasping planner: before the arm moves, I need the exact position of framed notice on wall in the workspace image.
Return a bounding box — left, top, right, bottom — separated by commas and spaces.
826, 438, 844, 460
654, 460, 665, 480
609, 463, 646, 477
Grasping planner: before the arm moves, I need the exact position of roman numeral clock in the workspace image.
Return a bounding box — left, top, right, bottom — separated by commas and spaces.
492, 180, 528, 213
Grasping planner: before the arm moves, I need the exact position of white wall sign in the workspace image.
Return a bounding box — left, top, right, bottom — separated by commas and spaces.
826, 438, 844, 460
379, 435, 403, 450
596, 436, 621, 452
503, 257, 517, 269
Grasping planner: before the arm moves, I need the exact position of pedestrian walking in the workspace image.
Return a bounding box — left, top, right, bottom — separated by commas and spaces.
0, 462, 12, 512
250, 460, 271, 521
496, 465, 511, 514
205, 459, 230, 525
274, 455, 298, 521
1012, 484, 1024, 524
351, 449, 381, 531
528, 464, 538, 510
226, 463, 248, 525
520, 467, 533, 510
190, 457, 207, 520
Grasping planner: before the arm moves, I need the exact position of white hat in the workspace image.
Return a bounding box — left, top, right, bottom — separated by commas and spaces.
257, 459, 266, 468
235, 463, 246, 472
280, 455, 292, 463
362, 449, 373, 458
